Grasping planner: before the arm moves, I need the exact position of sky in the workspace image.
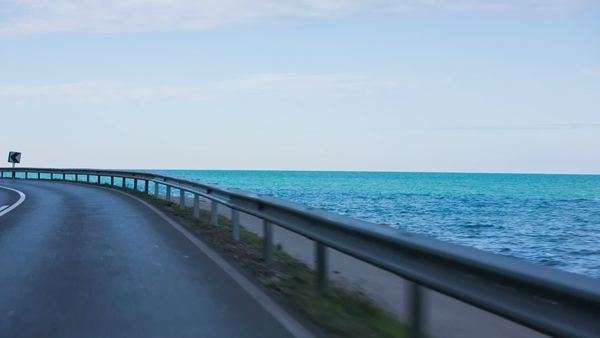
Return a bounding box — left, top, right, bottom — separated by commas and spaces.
1, 0, 599, 173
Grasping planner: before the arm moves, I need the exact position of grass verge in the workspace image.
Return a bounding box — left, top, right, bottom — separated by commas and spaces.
120, 186, 409, 338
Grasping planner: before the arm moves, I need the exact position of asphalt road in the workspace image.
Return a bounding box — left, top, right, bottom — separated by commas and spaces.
0, 179, 296, 338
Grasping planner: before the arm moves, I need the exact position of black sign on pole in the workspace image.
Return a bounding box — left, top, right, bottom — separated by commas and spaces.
8, 151, 21, 168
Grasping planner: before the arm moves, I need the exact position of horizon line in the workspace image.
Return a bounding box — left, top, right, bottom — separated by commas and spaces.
4, 166, 599, 176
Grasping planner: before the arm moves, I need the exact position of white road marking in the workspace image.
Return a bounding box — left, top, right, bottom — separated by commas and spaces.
0, 186, 26, 217
111, 188, 317, 338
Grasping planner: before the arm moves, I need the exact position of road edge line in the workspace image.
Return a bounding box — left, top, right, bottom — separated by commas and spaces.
111, 188, 317, 338
0, 185, 26, 217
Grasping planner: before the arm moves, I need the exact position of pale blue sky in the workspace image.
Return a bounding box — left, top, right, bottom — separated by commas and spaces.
1, 1, 599, 173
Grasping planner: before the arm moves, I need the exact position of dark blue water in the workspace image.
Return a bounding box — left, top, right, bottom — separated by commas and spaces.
151, 170, 600, 278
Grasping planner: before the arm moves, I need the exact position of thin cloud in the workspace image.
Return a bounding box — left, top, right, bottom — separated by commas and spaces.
0, 73, 400, 103
380, 123, 600, 132
0, 0, 589, 36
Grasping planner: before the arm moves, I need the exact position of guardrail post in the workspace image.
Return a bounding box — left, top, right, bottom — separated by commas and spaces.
98, 175, 102, 185
210, 201, 218, 226
110, 176, 114, 186
154, 182, 159, 197
315, 242, 328, 295
179, 190, 185, 208
85, 175, 89, 183
193, 194, 200, 219
166, 185, 172, 202
144, 180, 149, 194
231, 209, 240, 241
135, 179, 139, 191
409, 282, 424, 338
263, 220, 273, 266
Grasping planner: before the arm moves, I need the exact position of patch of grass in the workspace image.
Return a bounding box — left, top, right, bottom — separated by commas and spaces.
122, 187, 409, 338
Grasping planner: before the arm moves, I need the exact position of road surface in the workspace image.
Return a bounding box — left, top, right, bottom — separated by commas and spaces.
0, 179, 298, 338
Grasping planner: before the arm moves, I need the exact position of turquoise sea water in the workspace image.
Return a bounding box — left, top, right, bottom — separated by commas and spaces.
151, 170, 600, 278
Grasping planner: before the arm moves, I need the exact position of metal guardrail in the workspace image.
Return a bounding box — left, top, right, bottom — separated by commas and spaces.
2, 167, 599, 337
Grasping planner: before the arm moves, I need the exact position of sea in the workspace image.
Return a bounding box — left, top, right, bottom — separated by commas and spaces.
151, 170, 600, 279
